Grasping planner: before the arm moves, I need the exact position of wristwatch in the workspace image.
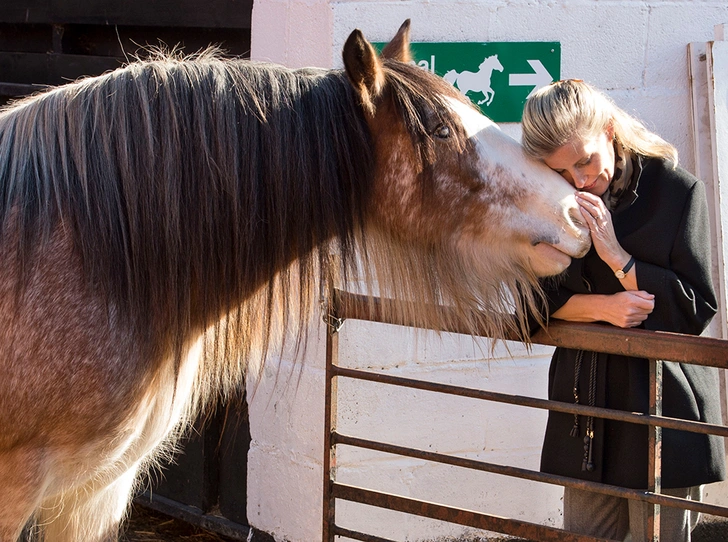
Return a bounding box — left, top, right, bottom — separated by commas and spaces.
614, 255, 635, 279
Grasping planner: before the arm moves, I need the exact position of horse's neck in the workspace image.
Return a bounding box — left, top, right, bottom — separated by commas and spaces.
480, 62, 495, 75
190, 67, 370, 323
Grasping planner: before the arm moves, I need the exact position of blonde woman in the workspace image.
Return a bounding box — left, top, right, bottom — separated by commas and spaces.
522, 79, 724, 541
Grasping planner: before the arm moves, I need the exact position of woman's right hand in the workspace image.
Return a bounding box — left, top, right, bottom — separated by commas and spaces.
599, 290, 655, 328
552, 291, 655, 328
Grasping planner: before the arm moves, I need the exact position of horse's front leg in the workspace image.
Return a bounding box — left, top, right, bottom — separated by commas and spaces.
0, 447, 48, 542
486, 88, 495, 106
38, 465, 142, 542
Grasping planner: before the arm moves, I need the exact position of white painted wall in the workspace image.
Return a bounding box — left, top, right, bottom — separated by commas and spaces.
247, 2, 728, 541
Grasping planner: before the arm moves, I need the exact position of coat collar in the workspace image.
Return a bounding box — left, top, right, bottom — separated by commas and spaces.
611, 153, 643, 215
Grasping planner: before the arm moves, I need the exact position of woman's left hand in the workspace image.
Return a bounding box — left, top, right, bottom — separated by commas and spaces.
575, 191, 630, 270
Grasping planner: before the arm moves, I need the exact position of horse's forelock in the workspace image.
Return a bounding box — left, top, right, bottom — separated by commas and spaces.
380, 61, 472, 163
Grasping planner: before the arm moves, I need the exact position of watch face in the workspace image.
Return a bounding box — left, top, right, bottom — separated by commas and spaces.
615, 270, 626, 279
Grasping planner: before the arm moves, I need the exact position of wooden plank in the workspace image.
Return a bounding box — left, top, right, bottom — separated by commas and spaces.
0, 0, 252, 29
0, 22, 53, 53
0, 1, 51, 24
0, 52, 55, 85
688, 42, 725, 340
707, 38, 728, 342
689, 40, 728, 429
0, 81, 48, 97
61, 24, 251, 58
135, 492, 253, 540
0, 51, 122, 86
47, 52, 124, 82
707, 31, 728, 431
0, 24, 250, 59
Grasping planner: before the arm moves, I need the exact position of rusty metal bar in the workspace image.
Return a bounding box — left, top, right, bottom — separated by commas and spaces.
331, 525, 399, 542
647, 359, 663, 540
322, 316, 339, 542
332, 432, 728, 518
332, 483, 617, 542
334, 290, 728, 368
332, 365, 728, 438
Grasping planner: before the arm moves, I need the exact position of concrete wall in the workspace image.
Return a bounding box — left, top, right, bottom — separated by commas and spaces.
247, 2, 728, 540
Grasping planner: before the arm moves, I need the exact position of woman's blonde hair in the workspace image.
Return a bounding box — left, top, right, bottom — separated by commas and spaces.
521, 79, 677, 164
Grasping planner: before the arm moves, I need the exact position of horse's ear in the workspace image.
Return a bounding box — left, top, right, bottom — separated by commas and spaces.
343, 28, 385, 116
380, 19, 412, 63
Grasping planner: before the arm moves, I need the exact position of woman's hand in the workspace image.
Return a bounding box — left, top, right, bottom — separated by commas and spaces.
552, 291, 655, 328
575, 191, 630, 271
576, 191, 640, 290
600, 290, 655, 328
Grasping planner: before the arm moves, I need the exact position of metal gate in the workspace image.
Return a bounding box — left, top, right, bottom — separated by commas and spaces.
323, 289, 728, 542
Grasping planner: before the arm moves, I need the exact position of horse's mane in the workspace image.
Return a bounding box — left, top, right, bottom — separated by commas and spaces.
0, 50, 538, 406
0, 51, 365, 384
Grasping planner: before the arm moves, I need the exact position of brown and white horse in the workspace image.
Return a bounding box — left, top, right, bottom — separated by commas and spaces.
0, 21, 588, 541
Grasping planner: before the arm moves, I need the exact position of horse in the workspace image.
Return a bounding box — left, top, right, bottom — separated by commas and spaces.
0, 20, 589, 541
444, 54, 504, 106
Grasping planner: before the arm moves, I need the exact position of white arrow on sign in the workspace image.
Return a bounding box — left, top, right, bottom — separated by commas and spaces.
508, 59, 554, 97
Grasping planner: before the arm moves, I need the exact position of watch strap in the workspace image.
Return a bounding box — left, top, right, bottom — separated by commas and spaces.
614, 255, 635, 279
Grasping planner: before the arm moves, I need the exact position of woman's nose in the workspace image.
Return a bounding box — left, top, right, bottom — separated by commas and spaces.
571, 170, 587, 188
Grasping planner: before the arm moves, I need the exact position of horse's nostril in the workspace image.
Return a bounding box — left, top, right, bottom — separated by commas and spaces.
568, 207, 585, 228
532, 234, 560, 247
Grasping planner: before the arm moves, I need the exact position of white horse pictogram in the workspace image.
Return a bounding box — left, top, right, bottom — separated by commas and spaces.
444, 54, 504, 106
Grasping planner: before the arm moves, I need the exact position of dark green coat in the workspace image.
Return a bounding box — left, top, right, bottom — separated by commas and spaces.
539, 157, 725, 490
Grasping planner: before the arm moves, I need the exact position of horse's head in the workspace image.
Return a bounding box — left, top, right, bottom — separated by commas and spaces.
341, 21, 590, 334
492, 55, 504, 72
480, 55, 503, 73
343, 21, 589, 279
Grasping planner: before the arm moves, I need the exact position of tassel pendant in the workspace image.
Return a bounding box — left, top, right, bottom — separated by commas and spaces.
570, 388, 580, 437
582, 430, 594, 472
569, 422, 579, 438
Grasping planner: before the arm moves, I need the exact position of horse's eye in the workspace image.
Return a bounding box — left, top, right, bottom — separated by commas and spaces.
434, 124, 451, 139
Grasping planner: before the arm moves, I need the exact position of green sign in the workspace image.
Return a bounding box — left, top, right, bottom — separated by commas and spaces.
374, 42, 560, 122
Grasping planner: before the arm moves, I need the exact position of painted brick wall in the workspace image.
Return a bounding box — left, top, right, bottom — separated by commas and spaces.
248, 2, 728, 540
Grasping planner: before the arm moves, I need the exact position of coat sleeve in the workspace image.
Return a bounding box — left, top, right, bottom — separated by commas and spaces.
637, 179, 718, 335
527, 263, 581, 335
541, 277, 576, 316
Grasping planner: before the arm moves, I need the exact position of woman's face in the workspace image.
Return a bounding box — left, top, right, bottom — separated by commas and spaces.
543, 126, 615, 196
